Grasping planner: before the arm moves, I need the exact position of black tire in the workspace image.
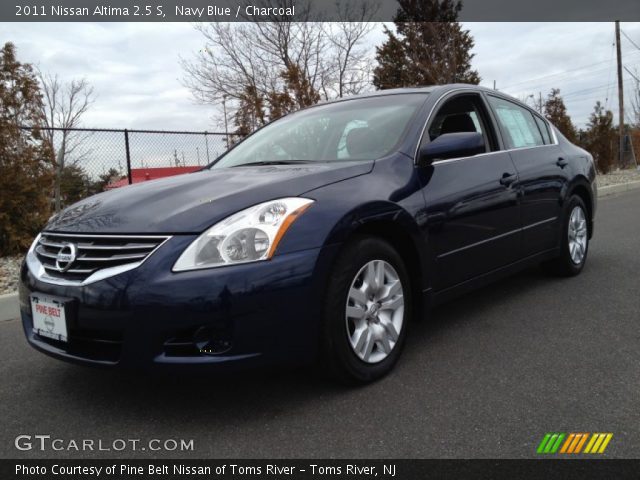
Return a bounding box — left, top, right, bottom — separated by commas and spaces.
320, 236, 412, 384
542, 195, 589, 277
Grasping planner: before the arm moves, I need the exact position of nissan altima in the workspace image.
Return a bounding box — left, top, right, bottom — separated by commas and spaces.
20, 84, 596, 383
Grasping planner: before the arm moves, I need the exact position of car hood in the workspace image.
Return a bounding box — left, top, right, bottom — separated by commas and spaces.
45, 161, 372, 234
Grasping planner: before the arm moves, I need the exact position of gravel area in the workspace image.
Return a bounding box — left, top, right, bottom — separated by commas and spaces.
597, 167, 640, 187
0, 256, 22, 295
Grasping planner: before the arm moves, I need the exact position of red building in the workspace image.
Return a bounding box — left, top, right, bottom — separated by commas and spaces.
106, 166, 201, 189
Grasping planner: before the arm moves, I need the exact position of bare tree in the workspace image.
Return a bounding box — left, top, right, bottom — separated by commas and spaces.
180, 0, 377, 134
321, 1, 378, 98
517, 93, 533, 106
38, 72, 94, 212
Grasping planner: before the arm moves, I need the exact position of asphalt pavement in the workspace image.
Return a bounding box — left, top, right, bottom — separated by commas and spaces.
1, 189, 639, 459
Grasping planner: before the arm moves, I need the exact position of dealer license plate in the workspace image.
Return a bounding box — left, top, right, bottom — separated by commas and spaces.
30, 294, 68, 343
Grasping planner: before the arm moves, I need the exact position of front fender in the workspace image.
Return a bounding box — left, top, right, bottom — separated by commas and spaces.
274, 154, 431, 294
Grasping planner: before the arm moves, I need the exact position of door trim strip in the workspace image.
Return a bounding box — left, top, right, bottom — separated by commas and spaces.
437, 217, 557, 259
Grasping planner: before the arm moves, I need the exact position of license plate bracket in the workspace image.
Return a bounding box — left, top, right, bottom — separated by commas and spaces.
30, 294, 71, 343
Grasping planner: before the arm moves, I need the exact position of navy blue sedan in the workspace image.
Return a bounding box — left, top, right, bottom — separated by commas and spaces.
20, 85, 596, 383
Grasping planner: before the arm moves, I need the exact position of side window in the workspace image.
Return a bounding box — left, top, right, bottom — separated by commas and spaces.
428, 105, 483, 140
487, 96, 545, 149
424, 94, 495, 154
534, 115, 552, 144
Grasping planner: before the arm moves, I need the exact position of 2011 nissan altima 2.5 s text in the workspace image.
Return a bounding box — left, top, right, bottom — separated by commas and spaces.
19, 84, 596, 383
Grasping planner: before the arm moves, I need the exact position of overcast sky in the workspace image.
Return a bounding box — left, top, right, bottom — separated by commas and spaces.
3, 22, 640, 131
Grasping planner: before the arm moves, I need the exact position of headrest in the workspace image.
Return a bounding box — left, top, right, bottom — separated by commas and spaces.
346, 127, 377, 157
440, 113, 477, 134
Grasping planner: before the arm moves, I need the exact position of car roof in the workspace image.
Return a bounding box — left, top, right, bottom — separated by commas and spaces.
291, 84, 545, 128
317, 83, 515, 104
331, 84, 544, 117
358, 84, 496, 95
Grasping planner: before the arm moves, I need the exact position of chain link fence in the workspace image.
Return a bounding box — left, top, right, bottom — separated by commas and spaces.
20, 126, 230, 208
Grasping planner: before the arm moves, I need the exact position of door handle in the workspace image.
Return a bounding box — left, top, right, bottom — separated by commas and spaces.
556, 157, 568, 168
500, 172, 517, 186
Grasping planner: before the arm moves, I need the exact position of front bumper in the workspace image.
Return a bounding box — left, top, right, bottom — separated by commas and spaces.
19, 235, 333, 371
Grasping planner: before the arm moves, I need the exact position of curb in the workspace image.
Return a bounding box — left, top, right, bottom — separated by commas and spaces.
0, 292, 19, 322
598, 180, 640, 198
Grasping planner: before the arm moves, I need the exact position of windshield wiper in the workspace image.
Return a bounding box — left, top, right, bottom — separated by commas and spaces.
231, 160, 316, 167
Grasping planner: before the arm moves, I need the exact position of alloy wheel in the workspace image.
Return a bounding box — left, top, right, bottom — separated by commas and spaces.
568, 205, 588, 265
345, 260, 405, 363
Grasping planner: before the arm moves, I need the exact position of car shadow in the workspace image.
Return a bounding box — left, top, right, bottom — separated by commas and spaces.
411, 265, 553, 337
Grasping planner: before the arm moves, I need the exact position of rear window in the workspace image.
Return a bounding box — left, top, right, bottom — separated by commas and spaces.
534, 115, 553, 144
488, 96, 545, 149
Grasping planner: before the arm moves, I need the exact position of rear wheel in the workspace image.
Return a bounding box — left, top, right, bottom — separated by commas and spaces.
320, 236, 411, 384
543, 195, 589, 276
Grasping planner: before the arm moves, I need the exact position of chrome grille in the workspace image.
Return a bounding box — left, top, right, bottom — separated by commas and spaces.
33, 232, 170, 283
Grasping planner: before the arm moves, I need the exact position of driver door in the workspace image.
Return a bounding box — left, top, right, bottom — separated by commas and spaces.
419, 92, 522, 290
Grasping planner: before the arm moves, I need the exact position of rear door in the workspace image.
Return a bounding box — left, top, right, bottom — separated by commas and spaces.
420, 92, 522, 290
485, 95, 569, 256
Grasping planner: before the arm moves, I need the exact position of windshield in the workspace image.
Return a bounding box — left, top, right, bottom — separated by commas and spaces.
212, 94, 428, 168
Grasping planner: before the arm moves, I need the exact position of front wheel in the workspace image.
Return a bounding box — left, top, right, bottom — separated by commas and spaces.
320, 236, 411, 384
543, 195, 589, 276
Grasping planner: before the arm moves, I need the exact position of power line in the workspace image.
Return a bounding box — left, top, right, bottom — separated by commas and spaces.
621, 30, 640, 51
503, 61, 640, 102
562, 79, 635, 101
605, 30, 616, 109
625, 110, 635, 125
562, 78, 636, 99
512, 67, 626, 102
503, 60, 640, 99
624, 66, 640, 83
500, 50, 640, 91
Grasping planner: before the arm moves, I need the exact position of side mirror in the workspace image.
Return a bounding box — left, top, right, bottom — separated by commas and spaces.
419, 132, 486, 165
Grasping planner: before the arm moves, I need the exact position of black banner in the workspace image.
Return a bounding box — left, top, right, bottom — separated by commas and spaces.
3, 459, 640, 480
2, 0, 640, 22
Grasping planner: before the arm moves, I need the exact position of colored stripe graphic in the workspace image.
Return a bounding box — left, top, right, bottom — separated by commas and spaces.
550, 434, 565, 453
574, 433, 589, 453
584, 433, 613, 454
569, 433, 586, 453
537, 434, 552, 454
559, 434, 575, 454
598, 433, 613, 453
537, 433, 565, 454
539, 433, 613, 454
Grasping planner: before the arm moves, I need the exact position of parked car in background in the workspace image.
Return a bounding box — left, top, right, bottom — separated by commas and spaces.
20, 84, 596, 383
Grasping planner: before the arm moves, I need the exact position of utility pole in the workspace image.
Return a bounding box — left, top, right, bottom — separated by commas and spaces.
527, 93, 543, 113
615, 21, 625, 167
538, 91, 543, 114
222, 94, 230, 149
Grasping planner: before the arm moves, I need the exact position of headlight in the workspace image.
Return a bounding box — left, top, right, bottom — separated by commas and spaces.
173, 197, 314, 271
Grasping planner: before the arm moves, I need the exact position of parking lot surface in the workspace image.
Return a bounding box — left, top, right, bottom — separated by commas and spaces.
1, 189, 639, 459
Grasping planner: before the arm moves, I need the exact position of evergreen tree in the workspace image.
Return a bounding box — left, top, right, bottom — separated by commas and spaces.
89, 168, 123, 194
373, 0, 480, 89
59, 165, 93, 206
0, 42, 53, 255
543, 89, 577, 142
584, 101, 616, 174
